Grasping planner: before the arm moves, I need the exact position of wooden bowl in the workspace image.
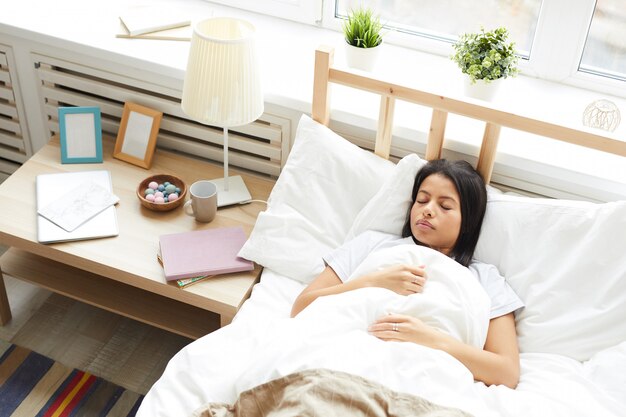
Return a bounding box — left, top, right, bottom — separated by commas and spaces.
137, 174, 187, 212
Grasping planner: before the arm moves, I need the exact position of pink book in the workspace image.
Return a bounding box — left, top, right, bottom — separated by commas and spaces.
159, 226, 254, 281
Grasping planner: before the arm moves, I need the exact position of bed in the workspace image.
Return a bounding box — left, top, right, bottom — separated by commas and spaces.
136, 46, 626, 417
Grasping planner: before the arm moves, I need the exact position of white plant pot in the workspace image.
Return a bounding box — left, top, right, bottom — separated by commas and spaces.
463, 77, 503, 101
345, 42, 381, 72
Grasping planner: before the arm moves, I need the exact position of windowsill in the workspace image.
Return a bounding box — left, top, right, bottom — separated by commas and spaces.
2, 0, 625, 201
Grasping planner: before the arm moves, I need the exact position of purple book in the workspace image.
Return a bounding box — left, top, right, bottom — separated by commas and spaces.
159, 226, 254, 281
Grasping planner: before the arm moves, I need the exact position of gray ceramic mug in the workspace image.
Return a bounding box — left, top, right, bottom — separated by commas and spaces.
184, 180, 218, 222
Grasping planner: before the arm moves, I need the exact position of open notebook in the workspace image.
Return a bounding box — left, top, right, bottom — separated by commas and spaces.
36, 171, 119, 243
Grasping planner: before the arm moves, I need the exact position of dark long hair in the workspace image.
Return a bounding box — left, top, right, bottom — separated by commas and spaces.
401, 159, 487, 267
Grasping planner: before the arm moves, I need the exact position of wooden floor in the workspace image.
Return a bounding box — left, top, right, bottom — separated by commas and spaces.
0, 245, 192, 395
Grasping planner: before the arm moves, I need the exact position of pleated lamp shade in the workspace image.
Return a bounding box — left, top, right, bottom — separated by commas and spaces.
182, 17, 263, 128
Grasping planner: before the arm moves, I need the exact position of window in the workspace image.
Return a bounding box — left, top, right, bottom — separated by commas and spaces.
323, 0, 624, 97
579, 0, 626, 81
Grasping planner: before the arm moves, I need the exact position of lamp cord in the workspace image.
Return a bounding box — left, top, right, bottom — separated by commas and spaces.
223, 127, 229, 191
242, 199, 268, 205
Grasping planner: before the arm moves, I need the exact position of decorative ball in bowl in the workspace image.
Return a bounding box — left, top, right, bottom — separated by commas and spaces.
137, 174, 187, 212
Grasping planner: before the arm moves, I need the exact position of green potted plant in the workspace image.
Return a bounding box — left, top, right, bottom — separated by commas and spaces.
342, 7, 384, 71
451, 26, 519, 100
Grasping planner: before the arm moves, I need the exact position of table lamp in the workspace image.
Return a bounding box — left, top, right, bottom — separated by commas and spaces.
181, 17, 264, 207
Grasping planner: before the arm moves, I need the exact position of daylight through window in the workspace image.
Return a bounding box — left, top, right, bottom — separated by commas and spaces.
335, 0, 542, 57
579, 0, 626, 81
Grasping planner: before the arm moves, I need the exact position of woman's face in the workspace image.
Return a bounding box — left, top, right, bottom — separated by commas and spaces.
409, 173, 462, 255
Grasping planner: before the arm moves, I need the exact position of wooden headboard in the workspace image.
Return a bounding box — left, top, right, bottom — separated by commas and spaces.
311, 45, 626, 184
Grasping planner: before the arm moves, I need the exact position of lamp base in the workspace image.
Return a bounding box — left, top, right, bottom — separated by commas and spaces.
209, 175, 252, 207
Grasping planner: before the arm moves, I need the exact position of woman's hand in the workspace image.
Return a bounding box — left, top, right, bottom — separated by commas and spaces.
369, 313, 522, 388
368, 313, 442, 348
291, 264, 426, 318
354, 265, 427, 296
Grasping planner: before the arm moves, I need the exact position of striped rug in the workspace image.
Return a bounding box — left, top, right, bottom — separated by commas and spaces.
0, 341, 143, 416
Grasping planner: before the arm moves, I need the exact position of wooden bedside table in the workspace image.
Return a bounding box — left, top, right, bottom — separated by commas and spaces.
0, 135, 275, 339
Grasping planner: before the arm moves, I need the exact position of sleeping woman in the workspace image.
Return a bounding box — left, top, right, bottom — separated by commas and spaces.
291, 159, 524, 389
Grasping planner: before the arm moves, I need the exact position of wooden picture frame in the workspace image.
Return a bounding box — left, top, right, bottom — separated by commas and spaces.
58, 106, 103, 164
113, 102, 163, 169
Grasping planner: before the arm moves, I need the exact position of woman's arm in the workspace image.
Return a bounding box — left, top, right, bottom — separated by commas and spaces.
369, 312, 520, 388
290, 265, 427, 318
290, 266, 348, 317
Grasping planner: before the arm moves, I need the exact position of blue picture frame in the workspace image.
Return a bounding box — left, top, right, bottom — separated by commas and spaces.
58, 106, 103, 164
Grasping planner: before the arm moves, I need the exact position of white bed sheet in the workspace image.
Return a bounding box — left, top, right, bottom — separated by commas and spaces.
138, 268, 626, 417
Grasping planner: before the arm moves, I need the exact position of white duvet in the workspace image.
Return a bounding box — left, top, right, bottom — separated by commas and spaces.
139, 246, 493, 416
137, 248, 626, 417
343, 244, 491, 348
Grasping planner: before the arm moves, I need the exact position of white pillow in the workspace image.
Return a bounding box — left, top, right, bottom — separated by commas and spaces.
475, 193, 626, 361
239, 115, 394, 284
346, 153, 426, 240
